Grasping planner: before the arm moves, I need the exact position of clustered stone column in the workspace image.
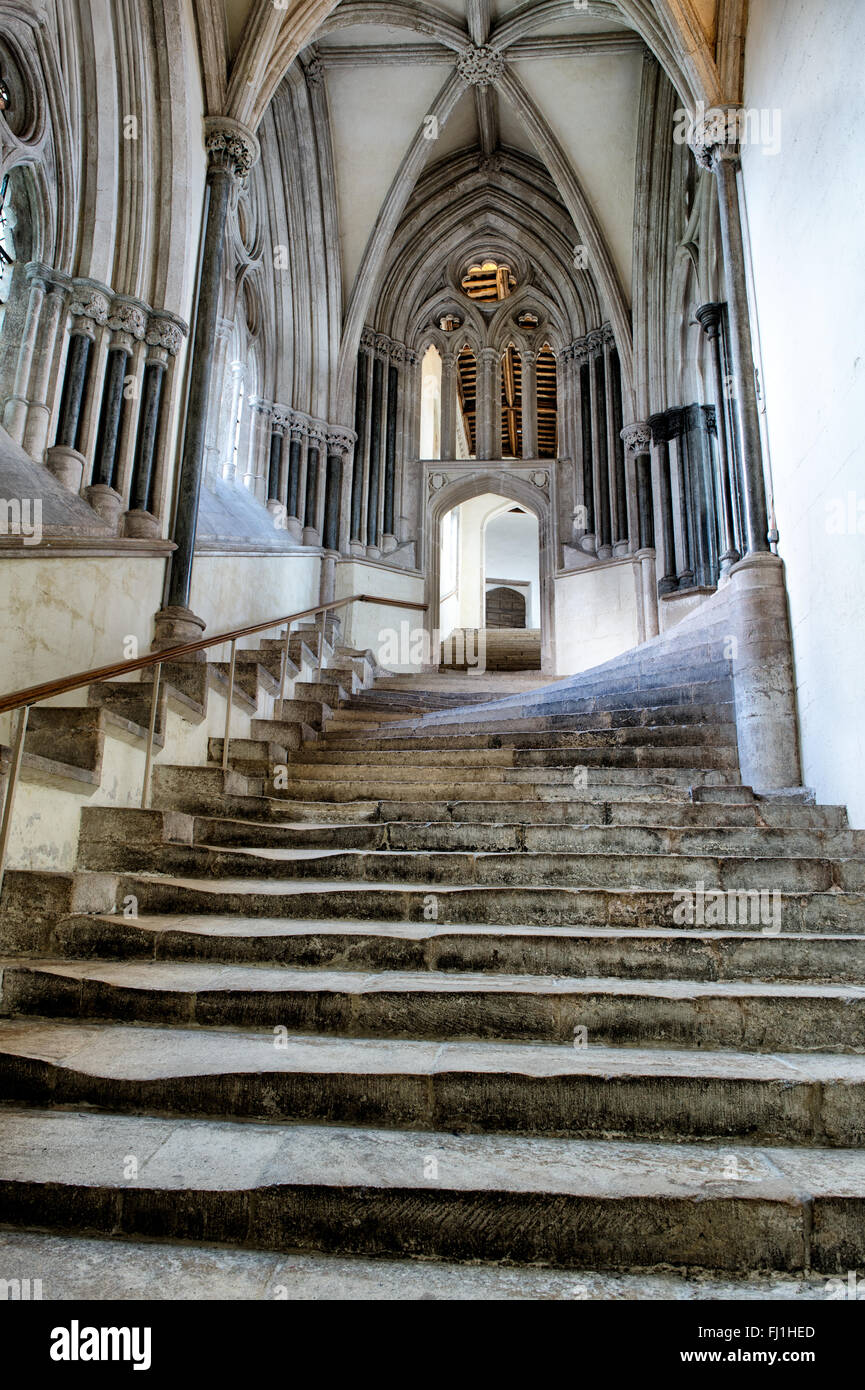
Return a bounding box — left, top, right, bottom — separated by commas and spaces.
9, 265, 187, 526
648, 404, 722, 593
155, 116, 259, 653
349, 328, 410, 559
696, 300, 742, 575
691, 119, 770, 557
560, 325, 629, 558
622, 422, 659, 640
124, 314, 185, 537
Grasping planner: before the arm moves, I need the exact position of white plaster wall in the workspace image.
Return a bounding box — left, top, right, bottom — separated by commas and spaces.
741, 0, 865, 825
0, 556, 166, 708
555, 560, 642, 675
190, 551, 320, 651
335, 558, 425, 669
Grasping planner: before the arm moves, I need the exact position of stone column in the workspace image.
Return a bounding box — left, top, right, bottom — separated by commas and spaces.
696, 300, 740, 576
155, 117, 259, 653
45, 284, 111, 492
399, 348, 420, 544
325, 430, 353, 554
22, 269, 67, 463
575, 344, 595, 548
607, 335, 629, 553
86, 299, 147, 530
588, 331, 611, 558
623, 422, 658, 639
125, 357, 167, 534
520, 348, 538, 459
303, 427, 324, 546
382, 354, 399, 551
3, 265, 45, 444
649, 412, 677, 595
366, 345, 385, 555
350, 347, 369, 553
440, 350, 457, 460
264, 414, 286, 530
477, 347, 498, 462
692, 123, 769, 555
285, 416, 304, 542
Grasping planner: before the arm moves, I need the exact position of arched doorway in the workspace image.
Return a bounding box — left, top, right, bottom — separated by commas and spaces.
425, 472, 554, 672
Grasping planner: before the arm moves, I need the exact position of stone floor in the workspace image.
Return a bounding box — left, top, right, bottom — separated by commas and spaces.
0, 1229, 851, 1301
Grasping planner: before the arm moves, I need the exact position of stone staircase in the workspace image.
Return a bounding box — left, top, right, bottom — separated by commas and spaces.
1, 622, 865, 1279
440, 627, 542, 672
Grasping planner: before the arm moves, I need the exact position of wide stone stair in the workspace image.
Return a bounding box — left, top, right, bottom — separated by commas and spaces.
2, 638, 865, 1277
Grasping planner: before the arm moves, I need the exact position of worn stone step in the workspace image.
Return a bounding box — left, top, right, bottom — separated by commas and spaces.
152, 815, 865, 861
46, 914, 865, 985
2, 1021, 864, 1144
75, 840, 863, 893
107, 874, 865, 933
293, 681, 351, 706
0, 1107, 862, 1270
6, 960, 865, 1052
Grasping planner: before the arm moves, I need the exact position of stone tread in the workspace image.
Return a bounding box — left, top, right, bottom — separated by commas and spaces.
7, 958, 865, 1001
2, 1105, 865, 1201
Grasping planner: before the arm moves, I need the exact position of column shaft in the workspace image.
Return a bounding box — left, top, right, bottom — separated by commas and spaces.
166, 164, 233, 609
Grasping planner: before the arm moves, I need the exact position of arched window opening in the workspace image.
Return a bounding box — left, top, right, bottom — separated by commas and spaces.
500, 343, 522, 458
461, 259, 516, 302
419, 343, 442, 459
536, 344, 558, 458
456, 345, 476, 457
0, 175, 17, 338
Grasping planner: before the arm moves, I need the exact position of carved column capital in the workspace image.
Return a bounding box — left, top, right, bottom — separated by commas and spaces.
695, 301, 724, 339
585, 329, 605, 357
145, 310, 187, 356
621, 422, 652, 457
68, 279, 112, 327
204, 117, 260, 183
326, 427, 356, 457
108, 296, 148, 341
689, 107, 742, 171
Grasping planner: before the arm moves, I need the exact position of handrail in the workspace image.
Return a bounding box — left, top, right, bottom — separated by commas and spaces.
0, 590, 428, 893
0, 592, 427, 715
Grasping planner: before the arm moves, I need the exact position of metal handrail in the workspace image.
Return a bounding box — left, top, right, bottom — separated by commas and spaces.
0, 590, 427, 893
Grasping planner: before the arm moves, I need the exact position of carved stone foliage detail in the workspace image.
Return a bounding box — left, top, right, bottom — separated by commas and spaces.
621, 423, 652, 457
457, 45, 505, 86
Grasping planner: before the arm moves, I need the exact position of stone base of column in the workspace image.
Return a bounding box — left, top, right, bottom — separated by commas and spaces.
266, 500, 287, 531
596, 543, 613, 561
637, 548, 659, 640
23, 405, 51, 462
122, 509, 161, 539
397, 516, 411, 544
577, 533, 596, 554
151, 605, 207, 660
284, 515, 303, 542
302, 527, 320, 547
84, 484, 125, 531
44, 445, 86, 493
380, 533, 397, 554
366, 544, 382, 561
613, 540, 630, 558
658, 575, 678, 596
349, 540, 366, 558
726, 552, 803, 792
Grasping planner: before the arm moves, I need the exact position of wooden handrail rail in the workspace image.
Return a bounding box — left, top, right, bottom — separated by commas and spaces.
0, 592, 428, 715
